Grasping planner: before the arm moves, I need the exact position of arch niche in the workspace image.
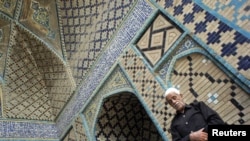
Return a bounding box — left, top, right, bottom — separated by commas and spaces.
94, 92, 163, 141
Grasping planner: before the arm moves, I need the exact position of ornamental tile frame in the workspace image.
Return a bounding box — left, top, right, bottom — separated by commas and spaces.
83, 65, 136, 140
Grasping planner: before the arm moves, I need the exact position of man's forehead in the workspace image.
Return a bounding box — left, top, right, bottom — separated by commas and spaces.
167, 92, 178, 96
166, 93, 176, 99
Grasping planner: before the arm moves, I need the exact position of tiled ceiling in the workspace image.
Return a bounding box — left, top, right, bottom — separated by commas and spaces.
0, 0, 136, 121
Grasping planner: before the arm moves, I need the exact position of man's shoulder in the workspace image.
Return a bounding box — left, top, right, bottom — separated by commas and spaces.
189, 101, 206, 107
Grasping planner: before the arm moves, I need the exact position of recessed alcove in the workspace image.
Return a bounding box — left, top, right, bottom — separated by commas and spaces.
95, 92, 163, 141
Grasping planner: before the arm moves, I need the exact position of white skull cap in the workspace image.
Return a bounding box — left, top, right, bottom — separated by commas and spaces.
164, 87, 180, 97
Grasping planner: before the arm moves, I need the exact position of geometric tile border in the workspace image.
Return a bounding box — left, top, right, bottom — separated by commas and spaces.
0, 121, 58, 140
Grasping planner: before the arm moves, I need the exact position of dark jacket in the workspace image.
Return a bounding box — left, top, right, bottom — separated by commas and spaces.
170, 101, 225, 141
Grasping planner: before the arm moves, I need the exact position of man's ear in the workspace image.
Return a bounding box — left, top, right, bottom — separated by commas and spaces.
180, 94, 183, 97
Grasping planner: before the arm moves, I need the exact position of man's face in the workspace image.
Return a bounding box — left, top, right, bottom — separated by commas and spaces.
165, 92, 185, 112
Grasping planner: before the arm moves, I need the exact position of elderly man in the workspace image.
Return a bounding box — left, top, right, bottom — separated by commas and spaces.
164, 87, 225, 141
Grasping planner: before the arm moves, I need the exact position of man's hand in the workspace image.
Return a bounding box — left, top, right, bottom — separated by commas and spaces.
189, 128, 208, 141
